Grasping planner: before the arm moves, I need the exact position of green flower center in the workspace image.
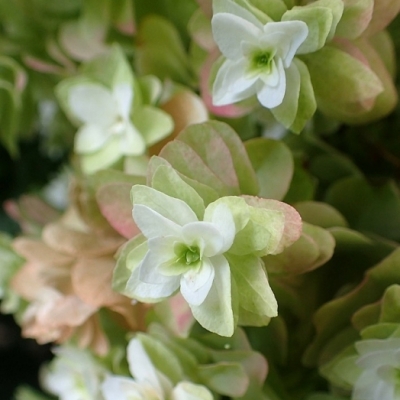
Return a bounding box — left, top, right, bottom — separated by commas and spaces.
185, 247, 200, 265
250, 50, 275, 73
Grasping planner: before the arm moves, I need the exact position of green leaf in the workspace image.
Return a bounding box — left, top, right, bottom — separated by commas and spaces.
245, 138, 293, 200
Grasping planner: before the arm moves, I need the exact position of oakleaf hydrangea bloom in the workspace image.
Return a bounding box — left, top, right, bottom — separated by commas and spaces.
212, 16, 308, 108
102, 336, 212, 400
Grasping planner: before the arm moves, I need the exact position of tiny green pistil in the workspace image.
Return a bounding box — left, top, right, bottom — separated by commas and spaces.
185, 247, 200, 265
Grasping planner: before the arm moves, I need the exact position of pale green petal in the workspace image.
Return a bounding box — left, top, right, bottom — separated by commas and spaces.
206, 203, 236, 253
190, 255, 234, 336
69, 83, 116, 126
181, 257, 215, 306
171, 382, 213, 400
131, 185, 198, 226
204, 197, 249, 234
228, 254, 277, 318
74, 124, 110, 153
133, 204, 182, 239
133, 106, 173, 146
212, 13, 261, 60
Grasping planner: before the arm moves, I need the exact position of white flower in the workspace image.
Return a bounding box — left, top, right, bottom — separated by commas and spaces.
41, 345, 107, 400
211, 13, 308, 108
101, 338, 212, 400
129, 199, 235, 307
352, 338, 400, 400
69, 82, 146, 158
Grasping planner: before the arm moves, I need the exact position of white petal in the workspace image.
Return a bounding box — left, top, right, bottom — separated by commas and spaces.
113, 83, 133, 119
139, 237, 180, 284
212, 58, 258, 106
120, 123, 146, 156
101, 376, 143, 400
190, 255, 234, 336
133, 204, 182, 239
126, 267, 180, 302
74, 124, 109, 153
256, 58, 286, 108
182, 222, 224, 257
180, 258, 215, 306
262, 21, 308, 68
128, 339, 167, 395
69, 83, 117, 126
171, 382, 213, 400
212, 13, 261, 60
205, 203, 235, 253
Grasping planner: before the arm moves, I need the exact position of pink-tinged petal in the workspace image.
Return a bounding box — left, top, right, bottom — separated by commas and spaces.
72, 257, 125, 308
212, 13, 261, 60
180, 257, 215, 306
364, 0, 400, 36
112, 83, 133, 119
96, 182, 140, 239
133, 204, 182, 239
256, 59, 286, 108
205, 203, 236, 253
68, 83, 117, 126
182, 221, 224, 256
74, 124, 110, 154
242, 196, 302, 254
213, 58, 258, 106
262, 21, 308, 67
200, 51, 252, 117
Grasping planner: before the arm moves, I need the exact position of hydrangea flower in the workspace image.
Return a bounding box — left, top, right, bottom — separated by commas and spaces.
101, 337, 212, 400
70, 82, 146, 160
212, 16, 308, 108
119, 184, 302, 336
41, 345, 108, 400
352, 338, 400, 400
